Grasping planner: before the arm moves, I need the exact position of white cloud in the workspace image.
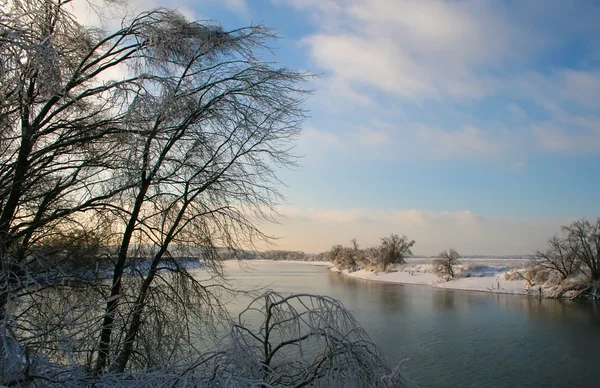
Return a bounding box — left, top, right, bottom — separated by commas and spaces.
296, 0, 528, 101
303, 33, 438, 98
298, 125, 389, 152
289, 0, 600, 156
559, 70, 600, 108
219, 0, 250, 17
416, 125, 502, 156
525, 80, 600, 153
298, 122, 517, 160
261, 206, 570, 255
507, 104, 527, 120
353, 127, 387, 147
282, 0, 342, 14
513, 70, 600, 111
300, 127, 342, 148
67, 0, 242, 30
533, 124, 600, 153
346, 0, 522, 63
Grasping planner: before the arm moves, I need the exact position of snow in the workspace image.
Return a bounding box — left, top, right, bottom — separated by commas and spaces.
246, 257, 534, 296
331, 257, 532, 295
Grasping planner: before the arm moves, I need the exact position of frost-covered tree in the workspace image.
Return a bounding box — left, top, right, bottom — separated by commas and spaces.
323, 235, 415, 273
1, 0, 311, 383
203, 292, 416, 387
531, 219, 599, 282
531, 235, 579, 280
327, 244, 352, 270
562, 219, 600, 281
377, 234, 415, 270
433, 248, 461, 280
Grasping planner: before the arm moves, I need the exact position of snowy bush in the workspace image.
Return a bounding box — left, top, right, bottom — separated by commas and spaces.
503, 271, 523, 281
323, 235, 415, 273
433, 249, 461, 280
187, 292, 417, 387
1, 292, 417, 387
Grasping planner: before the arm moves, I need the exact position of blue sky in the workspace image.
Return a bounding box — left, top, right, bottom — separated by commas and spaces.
75, 0, 600, 254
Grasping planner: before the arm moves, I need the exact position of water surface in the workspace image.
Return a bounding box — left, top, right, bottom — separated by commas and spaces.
211, 261, 600, 388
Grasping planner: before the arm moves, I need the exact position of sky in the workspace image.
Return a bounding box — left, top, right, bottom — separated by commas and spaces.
73, 0, 600, 255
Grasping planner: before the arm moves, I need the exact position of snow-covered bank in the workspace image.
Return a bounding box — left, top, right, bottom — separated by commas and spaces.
256, 257, 553, 296
331, 258, 533, 295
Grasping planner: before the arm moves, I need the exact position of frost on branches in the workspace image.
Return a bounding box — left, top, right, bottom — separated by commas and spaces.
0, 0, 414, 386
203, 292, 415, 387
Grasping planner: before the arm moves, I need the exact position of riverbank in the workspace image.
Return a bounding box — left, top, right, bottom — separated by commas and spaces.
330, 258, 535, 295
217, 259, 600, 387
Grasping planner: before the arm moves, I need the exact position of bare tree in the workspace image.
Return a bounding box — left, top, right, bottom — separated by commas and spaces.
203, 291, 416, 387
531, 235, 579, 280
0, 0, 134, 320
562, 219, 599, 281
531, 219, 600, 282
377, 234, 415, 270
326, 244, 353, 271
324, 235, 415, 273
433, 248, 461, 280
1, 291, 417, 387
327, 241, 368, 272
93, 19, 310, 368
1, 0, 312, 383
528, 217, 600, 300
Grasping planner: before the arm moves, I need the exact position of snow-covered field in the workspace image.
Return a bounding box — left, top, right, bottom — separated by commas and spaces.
331, 257, 536, 295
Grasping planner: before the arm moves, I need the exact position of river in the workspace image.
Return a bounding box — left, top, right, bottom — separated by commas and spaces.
208, 261, 600, 388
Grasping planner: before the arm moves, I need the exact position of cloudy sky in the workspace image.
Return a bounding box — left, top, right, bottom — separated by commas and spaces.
75, 0, 600, 255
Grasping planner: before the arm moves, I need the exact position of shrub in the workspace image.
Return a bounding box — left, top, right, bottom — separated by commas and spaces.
433, 249, 461, 280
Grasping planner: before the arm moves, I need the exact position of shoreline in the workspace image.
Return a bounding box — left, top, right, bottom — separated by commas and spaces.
251, 258, 538, 296
332, 268, 532, 296
252, 259, 594, 299
227, 259, 596, 300
331, 267, 531, 296
262, 258, 535, 296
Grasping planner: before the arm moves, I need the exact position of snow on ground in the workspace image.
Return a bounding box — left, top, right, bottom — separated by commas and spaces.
248, 257, 534, 295
332, 257, 532, 295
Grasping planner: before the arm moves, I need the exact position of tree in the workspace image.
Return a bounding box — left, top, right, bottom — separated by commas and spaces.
378, 234, 415, 270
433, 248, 461, 280
0, 0, 132, 320
1, 0, 311, 383
328, 244, 357, 271
207, 292, 415, 387
531, 236, 579, 280
531, 219, 599, 282
562, 219, 599, 281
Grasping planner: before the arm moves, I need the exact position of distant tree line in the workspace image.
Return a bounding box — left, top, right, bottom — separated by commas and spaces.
259, 250, 311, 261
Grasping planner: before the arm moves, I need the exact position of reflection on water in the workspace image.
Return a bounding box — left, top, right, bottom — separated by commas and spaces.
206, 261, 600, 388
432, 289, 456, 310
499, 294, 600, 323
